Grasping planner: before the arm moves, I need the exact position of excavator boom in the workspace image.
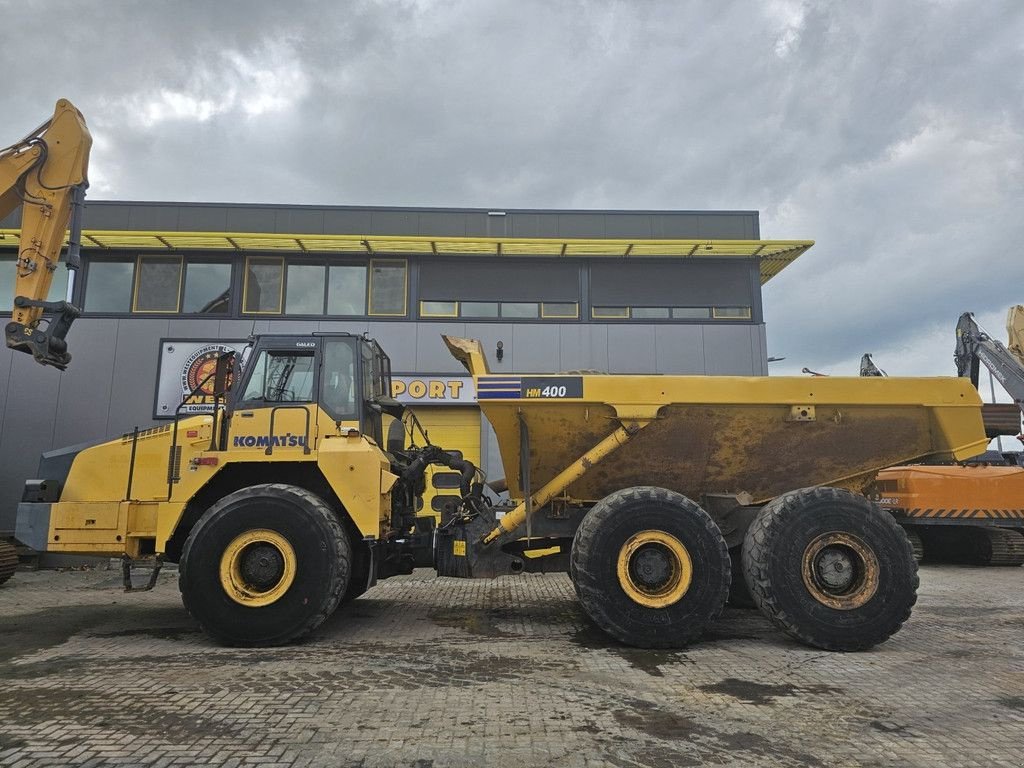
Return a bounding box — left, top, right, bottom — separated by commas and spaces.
0, 99, 91, 369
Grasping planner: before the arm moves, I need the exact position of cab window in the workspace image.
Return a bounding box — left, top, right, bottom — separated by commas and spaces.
239, 351, 315, 403
321, 340, 357, 420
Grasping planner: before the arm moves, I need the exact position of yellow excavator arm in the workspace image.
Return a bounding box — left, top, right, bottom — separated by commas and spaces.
0, 99, 91, 369
1006, 305, 1024, 369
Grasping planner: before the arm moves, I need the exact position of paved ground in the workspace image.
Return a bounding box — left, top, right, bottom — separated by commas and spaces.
0, 565, 1022, 768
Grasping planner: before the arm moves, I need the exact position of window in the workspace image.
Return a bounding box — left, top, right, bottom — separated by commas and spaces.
541, 302, 578, 319
713, 306, 752, 319
328, 265, 366, 315
501, 302, 538, 318
369, 260, 407, 316
85, 261, 134, 312
0, 256, 69, 304
592, 306, 629, 319
134, 256, 183, 313
243, 257, 284, 313
285, 264, 326, 315
321, 340, 357, 420
183, 262, 231, 314
631, 307, 670, 319
240, 351, 315, 402
421, 301, 458, 318
461, 301, 499, 318
672, 307, 710, 319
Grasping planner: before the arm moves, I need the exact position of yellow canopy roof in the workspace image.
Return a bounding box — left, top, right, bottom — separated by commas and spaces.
0, 229, 812, 285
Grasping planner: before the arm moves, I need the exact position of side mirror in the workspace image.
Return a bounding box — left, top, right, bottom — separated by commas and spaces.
374, 395, 405, 419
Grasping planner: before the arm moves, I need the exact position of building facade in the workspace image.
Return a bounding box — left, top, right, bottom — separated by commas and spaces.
0, 202, 810, 531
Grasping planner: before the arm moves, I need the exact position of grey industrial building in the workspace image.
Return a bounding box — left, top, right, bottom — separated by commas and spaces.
0, 202, 810, 531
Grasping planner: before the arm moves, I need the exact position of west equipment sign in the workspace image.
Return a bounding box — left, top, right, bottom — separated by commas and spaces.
154, 339, 245, 419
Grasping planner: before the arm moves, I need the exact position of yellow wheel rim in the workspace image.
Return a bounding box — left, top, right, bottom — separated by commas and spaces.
801, 531, 879, 610
616, 530, 693, 608
219, 529, 297, 608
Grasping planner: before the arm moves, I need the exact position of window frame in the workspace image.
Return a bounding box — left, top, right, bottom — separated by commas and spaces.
540, 302, 579, 319
368, 258, 408, 317
712, 306, 753, 320
326, 262, 369, 317
242, 255, 286, 315
132, 254, 184, 314
180, 258, 233, 315
283, 261, 329, 316
420, 300, 459, 318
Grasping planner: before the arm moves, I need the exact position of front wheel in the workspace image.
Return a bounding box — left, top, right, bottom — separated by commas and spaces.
743, 487, 918, 651
180, 483, 351, 646
570, 486, 730, 648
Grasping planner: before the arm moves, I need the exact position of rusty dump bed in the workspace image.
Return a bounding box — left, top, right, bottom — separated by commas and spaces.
444, 337, 989, 507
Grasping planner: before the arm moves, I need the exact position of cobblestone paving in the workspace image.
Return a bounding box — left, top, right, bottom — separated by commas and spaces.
0, 565, 1022, 767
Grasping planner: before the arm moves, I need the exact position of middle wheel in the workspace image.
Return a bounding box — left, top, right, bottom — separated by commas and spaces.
570, 486, 730, 648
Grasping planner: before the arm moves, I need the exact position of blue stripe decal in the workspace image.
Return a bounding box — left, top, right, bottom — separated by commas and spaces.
478, 391, 521, 399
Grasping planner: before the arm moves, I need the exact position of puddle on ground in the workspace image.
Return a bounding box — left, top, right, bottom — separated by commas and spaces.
698, 677, 841, 705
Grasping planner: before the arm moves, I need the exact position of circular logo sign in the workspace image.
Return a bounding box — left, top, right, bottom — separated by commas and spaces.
180, 343, 235, 410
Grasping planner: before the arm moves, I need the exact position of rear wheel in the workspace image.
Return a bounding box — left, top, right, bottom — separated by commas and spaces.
180, 483, 350, 646
570, 486, 730, 648
743, 487, 917, 651
0, 540, 18, 586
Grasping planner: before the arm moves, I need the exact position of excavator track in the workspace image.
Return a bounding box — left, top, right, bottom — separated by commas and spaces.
973, 528, 1024, 566
904, 528, 925, 563
0, 539, 18, 586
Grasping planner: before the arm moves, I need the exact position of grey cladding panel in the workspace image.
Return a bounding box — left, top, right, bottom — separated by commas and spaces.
654, 325, 705, 374
323, 209, 372, 234
702, 324, 758, 375
417, 212, 466, 237
106, 318, 169, 435
512, 325, 560, 373
52, 319, 118, 448
276, 208, 324, 234
371, 211, 419, 236
178, 206, 228, 232
367, 322, 417, 372
603, 214, 654, 239
557, 213, 605, 238
127, 205, 180, 231
416, 322, 467, 373
608, 326, 657, 373
419, 259, 578, 302
508, 213, 560, 238
699, 214, 756, 239
591, 260, 755, 306
225, 207, 278, 233
83, 204, 131, 230
652, 214, 702, 238
0, 352, 62, 529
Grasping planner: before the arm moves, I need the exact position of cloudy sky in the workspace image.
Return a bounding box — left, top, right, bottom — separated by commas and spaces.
3, 0, 1022, 382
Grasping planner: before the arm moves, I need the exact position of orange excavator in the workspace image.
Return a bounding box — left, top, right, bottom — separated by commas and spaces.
0, 99, 92, 584
866, 308, 1024, 565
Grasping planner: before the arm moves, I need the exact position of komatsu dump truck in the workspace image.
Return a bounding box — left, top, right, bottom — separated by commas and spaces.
15, 331, 988, 651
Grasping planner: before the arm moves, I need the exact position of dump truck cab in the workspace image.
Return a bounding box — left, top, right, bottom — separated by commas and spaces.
16, 332, 481, 645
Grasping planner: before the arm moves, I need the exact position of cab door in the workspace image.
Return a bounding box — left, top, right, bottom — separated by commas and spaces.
228, 340, 318, 454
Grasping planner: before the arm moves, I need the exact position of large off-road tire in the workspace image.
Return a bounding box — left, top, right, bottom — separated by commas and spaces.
180, 483, 350, 646
0, 540, 18, 586
570, 486, 730, 648
743, 487, 918, 652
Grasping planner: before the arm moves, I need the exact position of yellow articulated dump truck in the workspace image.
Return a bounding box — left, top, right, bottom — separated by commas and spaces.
16, 331, 987, 651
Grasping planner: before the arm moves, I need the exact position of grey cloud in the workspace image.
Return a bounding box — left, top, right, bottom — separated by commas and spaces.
1, 0, 1022, 387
